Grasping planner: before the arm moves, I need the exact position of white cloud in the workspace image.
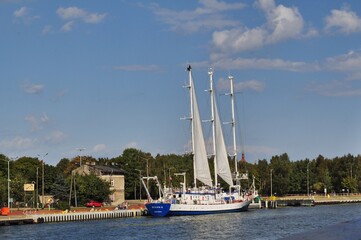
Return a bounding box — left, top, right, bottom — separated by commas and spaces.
306, 50, 361, 97
60, 21, 74, 32
57, 6, 106, 28
211, 57, 315, 72
93, 144, 107, 152
210, 49, 361, 75
324, 51, 361, 79
83, 13, 107, 24
13, 6, 40, 24
21, 81, 44, 94
217, 78, 265, 92
304, 26, 319, 38
25, 113, 49, 132
14, 6, 27, 18
45, 131, 66, 144
150, 0, 244, 33
325, 8, 361, 34
57, 6, 86, 19
306, 81, 361, 97
235, 80, 265, 92
0, 136, 36, 150
212, 27, 268, 53
42, 25, 53, 34
212, 0, 306, 57
255, 0, 276, 11
265, 3, 304, 43
113, 64, 160, 72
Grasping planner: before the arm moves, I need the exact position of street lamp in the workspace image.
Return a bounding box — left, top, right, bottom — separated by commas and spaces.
135, 169, 142, 200
307, 161, 310, 197
7, 159, 10, 209
36, 166, 39, 209
38, 153, 49, 209
270, 169, 273, 197
38, 153, 48, 209
76, 148, 86, 166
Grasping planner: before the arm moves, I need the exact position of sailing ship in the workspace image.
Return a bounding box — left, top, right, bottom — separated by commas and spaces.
144, 65, 256, 217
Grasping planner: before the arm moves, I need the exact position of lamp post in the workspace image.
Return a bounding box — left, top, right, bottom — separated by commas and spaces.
307, 161, 310, 197
36, 167, 39, 209
7, 159, 10, 208
270, 169, 273, 197
38, 153, 48, 209
135, 169, 142, 200
76, 148, 86, 166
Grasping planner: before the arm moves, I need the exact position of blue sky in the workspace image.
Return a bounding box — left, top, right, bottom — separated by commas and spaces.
1, 0, 361, 165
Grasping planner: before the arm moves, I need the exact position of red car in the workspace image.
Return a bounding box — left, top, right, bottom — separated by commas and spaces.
86, 200, 103, 207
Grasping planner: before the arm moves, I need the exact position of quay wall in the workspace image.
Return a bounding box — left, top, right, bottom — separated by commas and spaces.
1, 209, 144, 226
33, 209, 143, 223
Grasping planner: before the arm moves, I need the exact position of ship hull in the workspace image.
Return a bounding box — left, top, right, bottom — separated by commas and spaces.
145, 202, 171, 217
146, 200, 250, 217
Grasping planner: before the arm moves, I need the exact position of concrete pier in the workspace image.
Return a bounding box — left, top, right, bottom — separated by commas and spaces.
33, 209, 143, 223
0, 209, 144, 226
0, 215, 34, 226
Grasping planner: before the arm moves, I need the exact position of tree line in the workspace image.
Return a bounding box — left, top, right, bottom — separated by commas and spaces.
1, 149, 360, 209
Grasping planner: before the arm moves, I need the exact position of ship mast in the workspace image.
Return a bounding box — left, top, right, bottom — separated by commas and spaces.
187, 65, 197, 188
229, 75, 239, 180
208, 68, 217, 187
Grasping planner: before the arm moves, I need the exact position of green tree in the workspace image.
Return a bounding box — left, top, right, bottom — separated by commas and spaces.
341, 177, 358, 193
74, 173, 113, 205
255, 159, 269, 195
270, 153, 291, 196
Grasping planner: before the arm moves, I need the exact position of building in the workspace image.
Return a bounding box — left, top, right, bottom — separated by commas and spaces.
73, 163, 125, 206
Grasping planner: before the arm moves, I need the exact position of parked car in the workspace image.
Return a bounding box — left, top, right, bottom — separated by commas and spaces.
115, 201, 128, 210
86, 200, 103, 207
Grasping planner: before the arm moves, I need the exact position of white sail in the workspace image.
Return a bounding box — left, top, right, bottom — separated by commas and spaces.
190, 71, 213, 187
214, 93, 233, 186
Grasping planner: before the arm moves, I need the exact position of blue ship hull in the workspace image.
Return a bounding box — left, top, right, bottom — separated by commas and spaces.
145, 203, 171, 217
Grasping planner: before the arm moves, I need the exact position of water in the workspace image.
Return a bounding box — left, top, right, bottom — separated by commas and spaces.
1, 204, 361, 240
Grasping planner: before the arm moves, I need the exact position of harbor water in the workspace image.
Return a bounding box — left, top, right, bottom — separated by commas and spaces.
1, 204, 361, 240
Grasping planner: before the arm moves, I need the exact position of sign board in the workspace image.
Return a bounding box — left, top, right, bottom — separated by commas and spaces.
24, 183, 35, 192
